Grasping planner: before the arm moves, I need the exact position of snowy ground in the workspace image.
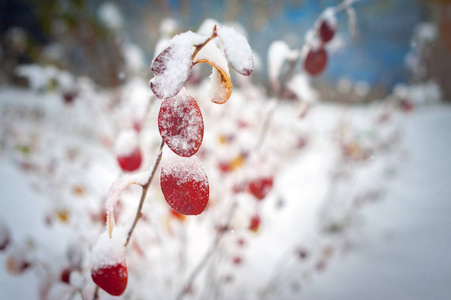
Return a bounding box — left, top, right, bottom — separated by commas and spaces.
0, 82, 449, 299
302, 105, 451, 300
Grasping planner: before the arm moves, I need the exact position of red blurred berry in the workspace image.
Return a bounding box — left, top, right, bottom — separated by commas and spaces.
91, 262, 128, 296
132, 120, 142, 132
304, 47, 328, 77
62, 90, 78, 105
237, 238, 246, 247
400, 99, 414, 113
318, 19, 336, 44
232, 256, 243, 265
249, 214, 261, 233
247, 176, 274, 200
60, 267, 72, 284
117, 148, 142, 172
218, 161, 232, 173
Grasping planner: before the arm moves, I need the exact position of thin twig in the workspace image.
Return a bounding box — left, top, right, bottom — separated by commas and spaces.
192, 25, 218, 61
175, 201, 238, 300
124, 139, 165, 247
255, 55, 300, 151
92, 286, 99, 300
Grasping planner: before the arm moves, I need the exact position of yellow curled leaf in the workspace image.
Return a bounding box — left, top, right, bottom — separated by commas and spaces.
194, 58, 232, 104
108, 212, 115, 238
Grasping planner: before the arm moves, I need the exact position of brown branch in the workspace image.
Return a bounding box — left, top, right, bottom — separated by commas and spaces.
124, 139, 165, 247
192, 25, 218, 61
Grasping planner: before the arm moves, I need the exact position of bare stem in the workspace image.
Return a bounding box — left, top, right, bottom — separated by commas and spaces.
92, 286, 99, 300
192, 25, 218, 60
255, 55, 300, 151
175, 202, 238, 300
124, 139, 165, 247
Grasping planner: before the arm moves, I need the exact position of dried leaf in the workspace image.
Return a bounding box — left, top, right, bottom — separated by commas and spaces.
194, 59, 232, 104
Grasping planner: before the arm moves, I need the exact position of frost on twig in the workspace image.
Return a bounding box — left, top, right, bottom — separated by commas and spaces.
105, 171, 151, 237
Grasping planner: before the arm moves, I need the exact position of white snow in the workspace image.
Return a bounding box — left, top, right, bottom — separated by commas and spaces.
159, 18, 179, 37
160, 151, 208, 187
149, 31, 208, 99
194, 41, 229, 73
105, 170, 151, 230
122, 43, 146, 73
15, 64, 58, 91
268, 41, 299, 92
287, 73, 319, 103
415, 22, 438, 42
97, 2, 124, 30
300, 105, 451, 300
197, 19, 220, 37
114, 129, 139, 157
321, 8, 338, 29
91, 228, 126, 270
217, 26, 254, 76
158, 88, 203, 157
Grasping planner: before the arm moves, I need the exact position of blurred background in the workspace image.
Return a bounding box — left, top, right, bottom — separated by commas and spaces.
1, 0, 450, 99
0, 0, 450, 300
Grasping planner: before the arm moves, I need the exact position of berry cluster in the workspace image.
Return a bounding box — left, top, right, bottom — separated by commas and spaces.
303, 9, 337, 77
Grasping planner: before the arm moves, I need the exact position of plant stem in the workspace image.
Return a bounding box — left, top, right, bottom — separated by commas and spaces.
92, 286, 99, 300
192, 25, 218, 60
255, 55, 300, 151
175, 201, 238, 300
124, 139, 165, 247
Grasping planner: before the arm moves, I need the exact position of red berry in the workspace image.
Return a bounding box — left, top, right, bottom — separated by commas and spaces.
132, 120, 142, 132
160, 155, 209, 215
318, 19, 336, 44
400, 99, 414, 112
60, 267, 72, 284
117, 148, 142, 172
304, 47, 328, 77
62, 90, 78, 105
218, 161, 232, 173
91, 262, 128, 296
158, 89, 204, 157
247, 176, 274, 200
232, 256, 243, 265
249, 214, 261, 232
